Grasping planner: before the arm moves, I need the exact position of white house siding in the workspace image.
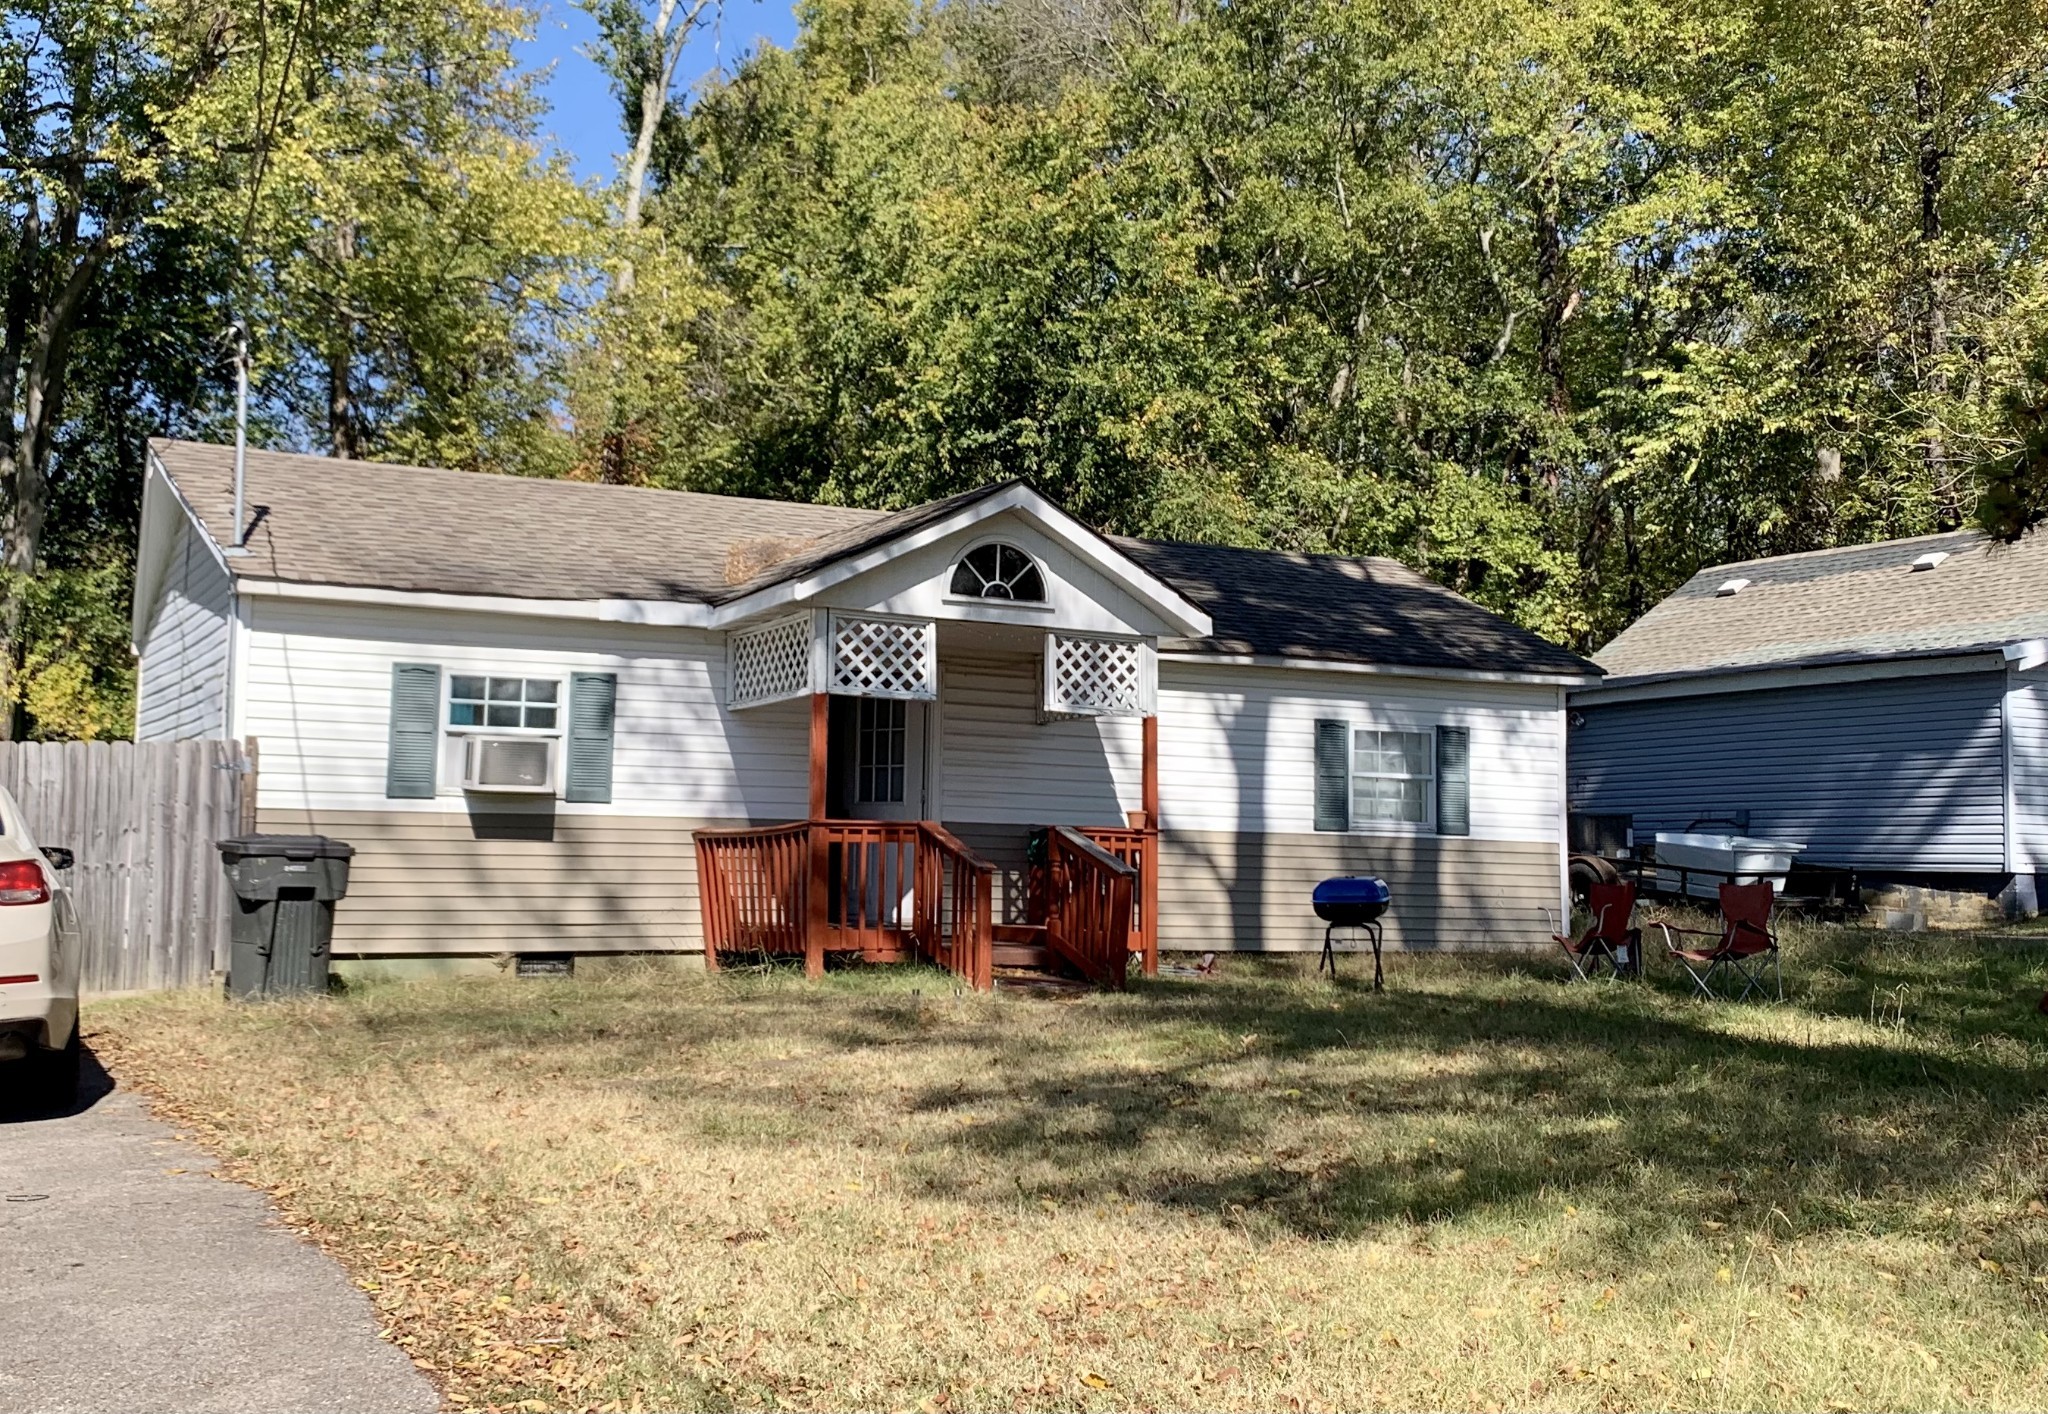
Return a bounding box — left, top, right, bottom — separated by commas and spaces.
1571, 669, 2009, 872
936, 650, 1143, 920
2008, 669, 2048, 874
237, 600, 1568, 956
134, 517, 233, 740
243, 598, 810, 954
1151, 661, 1565, 950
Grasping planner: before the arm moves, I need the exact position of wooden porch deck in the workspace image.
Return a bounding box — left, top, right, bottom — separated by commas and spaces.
693, 819, 1158, 991
695, 694, 1160, 992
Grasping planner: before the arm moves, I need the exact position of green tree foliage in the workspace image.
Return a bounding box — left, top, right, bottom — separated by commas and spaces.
3, 0, 591, 737
16, 0, 2048, 739
602, 0, 2048, 645
160, 0, 595, 473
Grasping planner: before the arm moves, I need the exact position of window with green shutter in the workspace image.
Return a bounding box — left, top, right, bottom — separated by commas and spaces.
1313, 719, 1350, 832
386, 663, 441, 799
1435, 725, 1471, 836
564, 672, 618, 803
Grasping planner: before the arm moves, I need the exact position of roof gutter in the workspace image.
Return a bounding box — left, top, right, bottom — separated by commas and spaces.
1574, 644, 2013, 705
1157, 650, 1601, 689
231, 578, 714, 625
2004, 639, 2048, 672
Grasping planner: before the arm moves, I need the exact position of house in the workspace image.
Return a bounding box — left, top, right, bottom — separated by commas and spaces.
1569, 529, 2048, 914
133, 439, 1598, 984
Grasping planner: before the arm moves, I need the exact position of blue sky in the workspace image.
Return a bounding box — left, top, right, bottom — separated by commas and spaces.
518, 0, 803, 184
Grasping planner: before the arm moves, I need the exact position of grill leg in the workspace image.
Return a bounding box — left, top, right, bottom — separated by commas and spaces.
1319, 924, 1337, 979
1369, 920, 1383, 993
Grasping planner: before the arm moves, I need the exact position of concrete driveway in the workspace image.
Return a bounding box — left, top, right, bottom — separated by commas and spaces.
0, 1051, 440, 1414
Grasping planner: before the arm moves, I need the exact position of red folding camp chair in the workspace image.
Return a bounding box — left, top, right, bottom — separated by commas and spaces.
1549, 881, 1641, 981
1650, 881, 1782, 1001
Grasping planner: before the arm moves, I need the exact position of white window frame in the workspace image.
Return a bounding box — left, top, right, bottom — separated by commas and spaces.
443, 673, 566, 737
853, 698, 909, 805
1342, 722, 1437, 836
943, 537, 1054, 610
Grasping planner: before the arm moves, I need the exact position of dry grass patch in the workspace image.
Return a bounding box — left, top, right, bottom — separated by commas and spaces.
89, 933, 2048, 1411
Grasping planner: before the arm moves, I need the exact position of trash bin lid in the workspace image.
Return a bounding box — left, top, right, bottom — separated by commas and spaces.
216, 833, 356, 862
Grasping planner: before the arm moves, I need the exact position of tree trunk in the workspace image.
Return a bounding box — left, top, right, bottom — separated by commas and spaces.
614, 0, 711, 294
1915, 0, 1961, 525
1533, 167, 1578, 437
327, 221, 359, 458
0, 202, 109, 740
1517, 165, 1579, 509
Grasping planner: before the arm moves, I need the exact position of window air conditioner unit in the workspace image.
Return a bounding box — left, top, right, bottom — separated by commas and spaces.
462, 736, 556, 794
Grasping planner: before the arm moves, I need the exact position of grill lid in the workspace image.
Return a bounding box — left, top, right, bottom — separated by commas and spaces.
1312, 876, 1392, 907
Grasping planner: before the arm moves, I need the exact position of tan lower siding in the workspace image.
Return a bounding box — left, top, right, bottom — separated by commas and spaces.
1158, 830, 1559, 952
260, 810, 1558, 958
256, 808, 733, 956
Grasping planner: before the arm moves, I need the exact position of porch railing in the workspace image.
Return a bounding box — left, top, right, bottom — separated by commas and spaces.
913, 822, 994, 991
1077, 825, 1158, 979
695, 819, 994, 990
694, 821, 810, 958
819, 820, 920, 960
1039, 825, 1138, 989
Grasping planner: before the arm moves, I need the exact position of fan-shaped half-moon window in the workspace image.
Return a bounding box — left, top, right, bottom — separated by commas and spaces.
950, 542, 1047, 601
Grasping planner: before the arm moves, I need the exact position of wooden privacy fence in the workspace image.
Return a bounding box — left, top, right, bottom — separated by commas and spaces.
0, 740, 251, 993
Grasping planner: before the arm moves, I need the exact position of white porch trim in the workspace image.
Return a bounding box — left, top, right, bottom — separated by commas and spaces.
707, 483, 1213, 638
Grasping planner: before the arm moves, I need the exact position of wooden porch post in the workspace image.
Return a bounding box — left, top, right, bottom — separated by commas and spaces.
1141, 714, 1159, 826
1141, 713, 1160, 977
806, 692, 829, 978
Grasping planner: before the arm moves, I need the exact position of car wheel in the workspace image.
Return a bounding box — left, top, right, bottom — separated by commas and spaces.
1568, 853, 1621, 901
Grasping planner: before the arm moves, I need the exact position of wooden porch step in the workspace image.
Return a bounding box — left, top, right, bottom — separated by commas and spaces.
992, 923, 1052, 970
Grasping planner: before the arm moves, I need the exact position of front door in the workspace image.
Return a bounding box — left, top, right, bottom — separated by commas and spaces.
827, 696, 928, 821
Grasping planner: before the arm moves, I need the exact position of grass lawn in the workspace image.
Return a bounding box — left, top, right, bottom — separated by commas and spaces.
90, 927, 2048, 1412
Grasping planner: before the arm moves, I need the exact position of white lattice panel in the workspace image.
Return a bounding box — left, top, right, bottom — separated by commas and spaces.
830, 615, 936, 699
1046, 633, 1151, 716
728, 613, 816, 709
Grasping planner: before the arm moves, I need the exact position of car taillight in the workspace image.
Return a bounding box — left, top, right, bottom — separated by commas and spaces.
0, 859, 50, 905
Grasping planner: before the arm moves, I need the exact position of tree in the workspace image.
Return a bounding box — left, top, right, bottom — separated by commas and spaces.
0, 0, 237, 730
163, 0, 595, 473
2, 0, 593, 739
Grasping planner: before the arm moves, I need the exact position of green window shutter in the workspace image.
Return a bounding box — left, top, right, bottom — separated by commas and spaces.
565, 672, 618, 804
1313, 719, 1350, 832
385, 663, 441, 799
1436, 724, 1471, 836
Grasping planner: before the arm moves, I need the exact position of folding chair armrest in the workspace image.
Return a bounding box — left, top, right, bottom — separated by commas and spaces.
1648, 919, 1714, 954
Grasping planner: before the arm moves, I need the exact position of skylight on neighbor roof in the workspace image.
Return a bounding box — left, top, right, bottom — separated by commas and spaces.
1911, 551, 1949, 572
1715, 578, 1751, 597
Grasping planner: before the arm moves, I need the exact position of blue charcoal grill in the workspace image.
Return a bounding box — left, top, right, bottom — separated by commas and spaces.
1313, 876, 1392, 990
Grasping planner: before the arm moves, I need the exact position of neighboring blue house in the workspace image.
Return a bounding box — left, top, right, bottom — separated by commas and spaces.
1569, 529, 2048, 910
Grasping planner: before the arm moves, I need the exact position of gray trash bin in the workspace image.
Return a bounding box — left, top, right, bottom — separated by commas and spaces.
217, 835, 355, 999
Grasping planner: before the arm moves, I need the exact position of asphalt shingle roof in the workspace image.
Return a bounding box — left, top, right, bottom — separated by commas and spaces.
152, 439, 1597, 679
1594, 528, 2048, 683
1112, 537, 1597, 678
153, 439, 885, 603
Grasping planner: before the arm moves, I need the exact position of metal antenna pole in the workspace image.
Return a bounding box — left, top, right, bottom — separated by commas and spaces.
226, 321, 250, 556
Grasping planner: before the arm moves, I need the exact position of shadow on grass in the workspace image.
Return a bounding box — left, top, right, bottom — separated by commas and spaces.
795, 940, 2048, 1256
273, 936, 2048, 1266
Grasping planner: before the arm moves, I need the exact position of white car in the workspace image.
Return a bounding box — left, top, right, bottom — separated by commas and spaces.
0, 785, 81, 1110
